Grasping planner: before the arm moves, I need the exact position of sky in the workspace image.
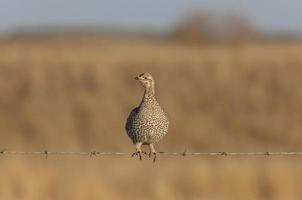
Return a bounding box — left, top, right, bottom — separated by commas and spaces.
0, 0, 301, 34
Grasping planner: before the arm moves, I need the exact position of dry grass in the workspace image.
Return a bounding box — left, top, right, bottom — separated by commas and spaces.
1, 35, 302, 199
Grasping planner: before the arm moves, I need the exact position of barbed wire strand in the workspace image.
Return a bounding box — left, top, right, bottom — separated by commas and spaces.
1, 149, 302, 158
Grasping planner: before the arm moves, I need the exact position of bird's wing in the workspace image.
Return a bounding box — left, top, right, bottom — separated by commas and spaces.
125, 107, 139, 131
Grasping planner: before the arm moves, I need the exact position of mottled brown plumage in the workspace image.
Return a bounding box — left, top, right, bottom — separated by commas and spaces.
125, 73, 169, 162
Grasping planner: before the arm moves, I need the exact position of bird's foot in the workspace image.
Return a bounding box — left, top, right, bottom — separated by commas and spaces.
131, 151, 142, 160
148, 152, 157, 163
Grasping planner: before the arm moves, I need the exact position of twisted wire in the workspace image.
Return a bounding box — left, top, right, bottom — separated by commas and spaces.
1, 149, 302, 158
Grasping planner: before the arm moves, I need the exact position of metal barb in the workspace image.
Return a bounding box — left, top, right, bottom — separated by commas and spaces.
182, 149, 187, 157
44, 150, 49, 159
0, 148, 6, 155
90, 151, 99, 158
220, 152, 228, 156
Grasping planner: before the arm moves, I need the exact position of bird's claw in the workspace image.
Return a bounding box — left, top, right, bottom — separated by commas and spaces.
131, 151, 156, 162
148, 152, 157, 163
131, 151, 142, 160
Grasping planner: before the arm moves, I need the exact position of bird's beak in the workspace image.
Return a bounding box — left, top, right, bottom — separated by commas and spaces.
134, 76, 139, 80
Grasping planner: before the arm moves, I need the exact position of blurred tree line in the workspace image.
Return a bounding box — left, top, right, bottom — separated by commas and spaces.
169, 11, 260, 44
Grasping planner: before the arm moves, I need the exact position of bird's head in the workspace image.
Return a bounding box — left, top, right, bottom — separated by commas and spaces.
135, 73, 154, 89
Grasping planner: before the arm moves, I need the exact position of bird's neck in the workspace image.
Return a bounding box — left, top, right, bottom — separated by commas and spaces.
141, 86, 156, 104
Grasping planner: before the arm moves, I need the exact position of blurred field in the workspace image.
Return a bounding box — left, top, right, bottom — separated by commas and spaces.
1, 35, 302, 199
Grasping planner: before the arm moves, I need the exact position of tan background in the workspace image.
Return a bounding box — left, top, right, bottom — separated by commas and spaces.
1, 35, 302, 199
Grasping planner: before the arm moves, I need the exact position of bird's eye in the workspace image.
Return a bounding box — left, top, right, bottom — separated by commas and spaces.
144, 77, 147, 80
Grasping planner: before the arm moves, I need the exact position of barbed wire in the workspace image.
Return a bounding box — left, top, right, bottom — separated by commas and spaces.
1, 149, 302, 159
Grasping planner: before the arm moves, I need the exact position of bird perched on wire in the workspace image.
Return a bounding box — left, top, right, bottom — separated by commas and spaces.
125, 73, 169, 162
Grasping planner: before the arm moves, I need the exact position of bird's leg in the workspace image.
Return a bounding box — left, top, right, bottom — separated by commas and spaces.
149, 144, 157, 163
131, 142, 143, 160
